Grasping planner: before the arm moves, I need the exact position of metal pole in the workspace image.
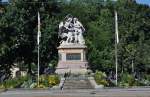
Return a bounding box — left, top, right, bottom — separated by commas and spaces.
115, 37, 118, 86
115, 10, 118, 86
38, 44, 40, 87
37, 12, 41, 87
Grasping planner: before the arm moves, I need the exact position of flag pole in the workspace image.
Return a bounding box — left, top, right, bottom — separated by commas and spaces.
37, 12, 41, 87
115, 10, 119, 86
38, 39, 40, 87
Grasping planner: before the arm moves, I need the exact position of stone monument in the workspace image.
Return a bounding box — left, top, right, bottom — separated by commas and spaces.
55, 15, 88, 74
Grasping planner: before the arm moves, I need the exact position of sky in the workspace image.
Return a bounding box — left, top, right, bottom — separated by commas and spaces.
1, 0, 150, 6
2, 0, 8, 2
136, 0, 150, 6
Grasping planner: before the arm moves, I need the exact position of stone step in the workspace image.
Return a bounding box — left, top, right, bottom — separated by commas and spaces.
62, 77, 93, 89
64, 84, 91, 87
64, 82, 90, 85
63, 87, 92, 89
64, 83, 89, 85
64, 81, 89, 83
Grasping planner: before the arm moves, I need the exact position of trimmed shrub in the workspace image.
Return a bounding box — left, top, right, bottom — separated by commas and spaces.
94, 71, 108, 86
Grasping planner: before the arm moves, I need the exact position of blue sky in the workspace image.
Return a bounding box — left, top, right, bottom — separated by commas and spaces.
2, 0, 8, 2
136, 0, 150, 6
1, 0, 150, 6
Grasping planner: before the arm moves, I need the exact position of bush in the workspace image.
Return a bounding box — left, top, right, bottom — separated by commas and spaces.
94, 71, 108, 86
0, 76, 29, 89
0, 74, 60, 89
21, 74, 60, 88
137, 74, 150, 86
0, 84, 5, 89
38, 74, 60, 88
144, 74, 150, 81
47, 75, 60, 87
119, 73, 135, 87
21, 79, 35, 88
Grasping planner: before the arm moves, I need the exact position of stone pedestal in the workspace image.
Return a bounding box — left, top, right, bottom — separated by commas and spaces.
55, 44, 88, 74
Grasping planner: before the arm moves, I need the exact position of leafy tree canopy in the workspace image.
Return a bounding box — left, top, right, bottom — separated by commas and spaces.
0, 0, 150, 79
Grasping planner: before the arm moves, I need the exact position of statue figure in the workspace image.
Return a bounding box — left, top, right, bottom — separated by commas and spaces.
58, 15, 85, 45
73, 18, 85, 44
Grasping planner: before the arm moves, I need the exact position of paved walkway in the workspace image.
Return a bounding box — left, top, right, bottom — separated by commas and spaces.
0, 88, 150, 97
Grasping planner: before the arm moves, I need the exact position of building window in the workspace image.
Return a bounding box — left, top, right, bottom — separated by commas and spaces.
66, 53, 81, 60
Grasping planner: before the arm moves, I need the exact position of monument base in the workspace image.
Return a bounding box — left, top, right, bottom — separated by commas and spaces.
55, 44, 88, 74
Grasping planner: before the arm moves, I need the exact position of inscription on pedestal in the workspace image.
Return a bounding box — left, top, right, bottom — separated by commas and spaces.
66, 53, 81, 60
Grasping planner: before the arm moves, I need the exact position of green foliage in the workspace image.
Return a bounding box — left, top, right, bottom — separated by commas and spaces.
137, 74, 150, 86
94, 71, 108, 86
0, 76, 29, 89
119, 73, 135, 87
119, 73, 150, 87
86, 8, 114, 72
37, 74, 60, 88
0, 74, 59, 89
21, 78, 35, 88
144, 75, 150, 81
0, 0, 150, 87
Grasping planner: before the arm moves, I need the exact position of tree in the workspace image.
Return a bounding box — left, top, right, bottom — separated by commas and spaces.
0, 0, 150, 80
0, 0, 62, 77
